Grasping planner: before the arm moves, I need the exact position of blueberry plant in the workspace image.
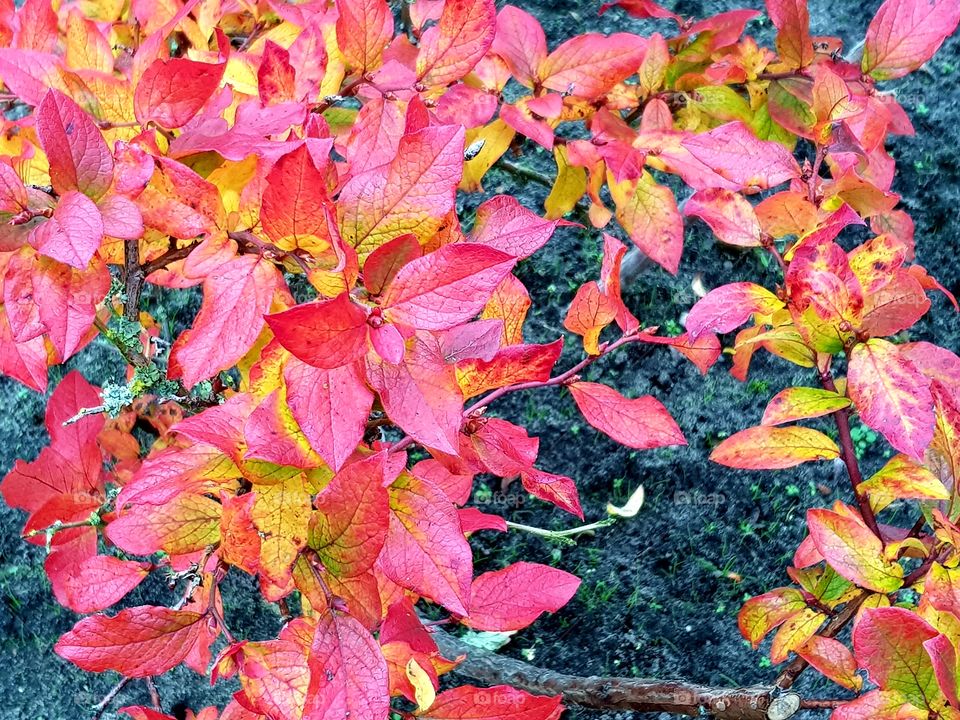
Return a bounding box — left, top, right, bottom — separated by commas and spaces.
0, 0, 958, 718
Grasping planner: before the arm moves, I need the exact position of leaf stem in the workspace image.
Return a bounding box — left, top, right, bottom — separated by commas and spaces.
505, 518, 616, 544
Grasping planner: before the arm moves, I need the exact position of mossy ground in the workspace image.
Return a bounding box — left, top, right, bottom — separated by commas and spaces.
1, 2, 959, 718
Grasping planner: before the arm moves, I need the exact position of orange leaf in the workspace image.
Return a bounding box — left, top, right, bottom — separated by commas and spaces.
416, 0, 496, 86
563, 281, 617, 355
711, 426, 839, 469
538, 33, 646, 99
807, 508, 904, 592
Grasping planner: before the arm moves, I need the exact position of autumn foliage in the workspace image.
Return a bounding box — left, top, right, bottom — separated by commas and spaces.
0, 0, 958, 718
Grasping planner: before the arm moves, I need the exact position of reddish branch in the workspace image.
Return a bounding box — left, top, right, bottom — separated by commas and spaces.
430, 626, 808, 719
818, 366, 882, 539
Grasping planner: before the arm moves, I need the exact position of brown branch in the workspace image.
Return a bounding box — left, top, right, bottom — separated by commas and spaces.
141, 239, 203, 277
123, 238, 144, 322
430, 626, 803, 719
229, 230, 311, 274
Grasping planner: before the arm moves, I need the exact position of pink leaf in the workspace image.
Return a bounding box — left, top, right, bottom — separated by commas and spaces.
466, 562, 580, 631
568, 381, 686, 449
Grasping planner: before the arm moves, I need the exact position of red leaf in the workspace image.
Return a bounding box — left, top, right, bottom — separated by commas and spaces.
853, 607, 939, 707
738, 588, 806, 648
413, 460, 474, 507
364, 233, 422, 297
46, 554, 149, 613
456, 339, 563, 399
33, 255, 110, 361
303, 612, 389, 720
520, 469, 583, 519
338, 125, 465, 256
106, 493, 222, 556
235, 617, 314, 719
336, 0, 394, 73
261, 143, 335, 249
924, 633, 960, 708
311, 454, 389, 577
54, 606, 207, 677
847, 339, 934, 460
29, 190, 104, 269
598, 0, 681, 21
683, 188, 762, 248
608, 171, 684, 274
267, 292, 369, 370
599, 234, 639, 333
381, 243, 516, 331
380, 471, 473, 615
418, 685, 563, 719
685, 282, 784, 339
568, 381, 685, 450
36, 89, 113, 201
862, 0, 960, 80
458, 508, 507, 534
135, 57, 226, 129
244, 390, 322, 469
284, 358, 374, 471
469, 417, 538, 477
711, 426, 840, 470
807, 508, 903, 592
258, 40, 296, 104
1, 371, 103, 513
438, 320, 503, 364
169, 255, 279, 388
466, 562, 580, 631
416, 0, 496, 86
0, 309, 47, 391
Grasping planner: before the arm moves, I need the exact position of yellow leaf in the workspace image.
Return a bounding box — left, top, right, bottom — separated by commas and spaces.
460, 120, 515, 193
405, 657, 437, 712
545, 145, 586, 220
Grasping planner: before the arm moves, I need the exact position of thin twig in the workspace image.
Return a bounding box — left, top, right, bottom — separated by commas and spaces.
91, 677, 132, 720
62, 403, 108, 426
144, 677, 161, 711
23, 517, 98, 539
